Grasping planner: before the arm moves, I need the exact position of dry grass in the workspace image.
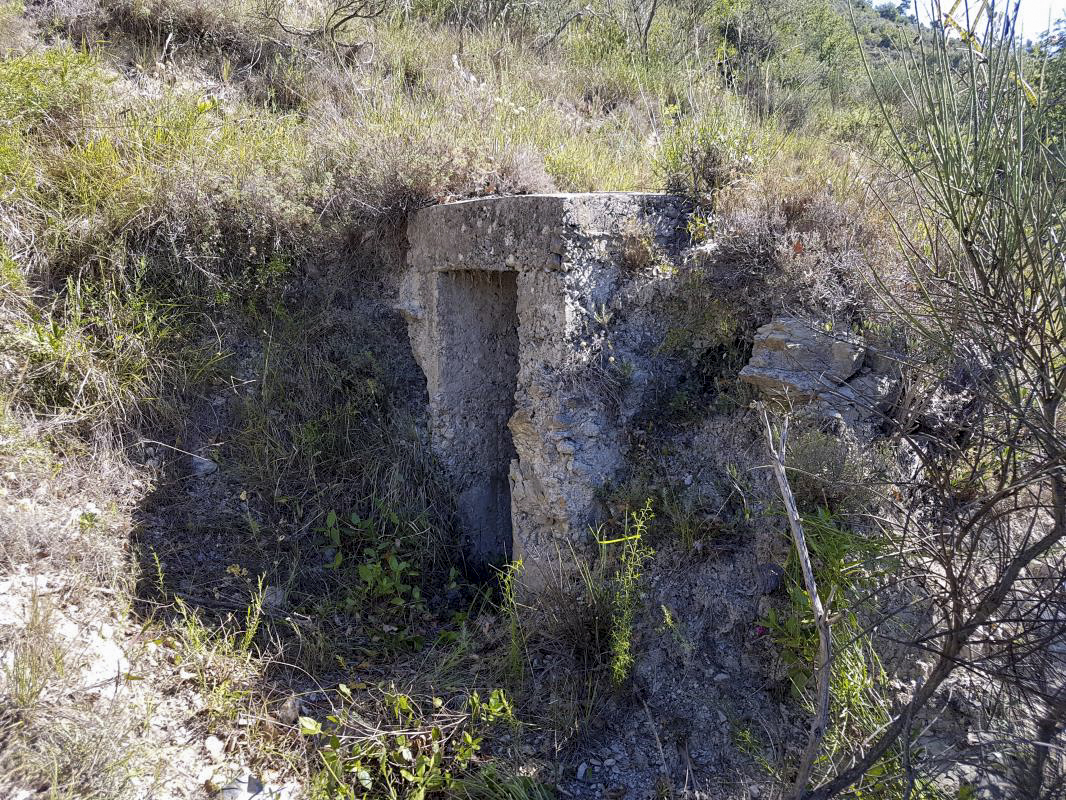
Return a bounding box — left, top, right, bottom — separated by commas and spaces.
0, 1, 914, 796
0, 585, 132, 798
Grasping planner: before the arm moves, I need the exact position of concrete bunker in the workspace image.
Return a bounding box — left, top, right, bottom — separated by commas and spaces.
400, 193, 685, 580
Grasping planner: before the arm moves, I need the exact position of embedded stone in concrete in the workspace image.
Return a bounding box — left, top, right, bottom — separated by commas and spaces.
400, 193, 686, 579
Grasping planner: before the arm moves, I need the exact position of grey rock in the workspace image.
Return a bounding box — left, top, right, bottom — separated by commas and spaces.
189, 454, 218, 477
755, 563, 784, 595
274, 695, 300, 726
216, 774, 291, 800
262, 584, 286, 611
817, 368, 902, 431
741, 316, 902, 431
739, 317, 865, 400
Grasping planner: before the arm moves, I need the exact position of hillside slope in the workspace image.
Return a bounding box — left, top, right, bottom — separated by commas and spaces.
2, 2, 1063, 799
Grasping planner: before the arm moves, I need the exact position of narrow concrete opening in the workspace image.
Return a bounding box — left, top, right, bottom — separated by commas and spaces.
437, 270, 519, 568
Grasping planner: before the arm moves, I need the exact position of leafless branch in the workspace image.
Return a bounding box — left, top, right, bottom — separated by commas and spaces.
261, 0, 387, 46
762, 407, 832, 799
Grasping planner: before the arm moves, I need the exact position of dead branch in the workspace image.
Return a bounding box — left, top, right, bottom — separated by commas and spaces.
536, 6, 587, 54
637, 0, 659, 54
762, 406, 833, 800
261, 0, 388, 46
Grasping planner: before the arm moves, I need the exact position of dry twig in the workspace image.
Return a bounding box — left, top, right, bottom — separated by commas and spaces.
762, 406, 832, 799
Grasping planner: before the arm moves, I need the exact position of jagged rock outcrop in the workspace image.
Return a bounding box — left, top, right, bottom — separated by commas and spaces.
739, 316, 865, 397
740, 316, 900, 430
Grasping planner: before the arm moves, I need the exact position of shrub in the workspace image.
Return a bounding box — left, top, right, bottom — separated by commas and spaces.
0, 47, 99, 138
802, 5, 1066, 797
875, 3, 899, 22
0, 2, 33, 53
655, 103, 765, 201
306, 685, 522, 799
783, 426, 884, 514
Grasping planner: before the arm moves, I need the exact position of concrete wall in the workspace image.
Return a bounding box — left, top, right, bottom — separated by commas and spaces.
400, 193, 687, 580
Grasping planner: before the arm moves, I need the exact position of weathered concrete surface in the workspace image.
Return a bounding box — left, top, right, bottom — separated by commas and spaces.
400, 193, 686, 579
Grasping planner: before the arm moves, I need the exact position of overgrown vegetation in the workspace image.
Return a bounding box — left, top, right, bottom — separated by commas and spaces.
801, 4, 1066, 797
1, 0, 1063, 798
305, 684, 519, 799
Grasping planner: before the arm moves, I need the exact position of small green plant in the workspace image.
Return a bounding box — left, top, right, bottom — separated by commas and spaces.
150, 548, 168, 598
2, 591, 66, 712
760, 507, 879, 696
358, 546, 420, 606
450, 764, 555, 799
240, 575, 266, 655
732, 724, 778, 778
685, 212, 714, 244
596, 499, 654, 686
498, 560, 526, 686
657, 604, 693, 659
155, 587, 268, 732
318, 503, 438, 652
306, 685, 518, 800
659, 488, 709, 551
758, 507, 937, 796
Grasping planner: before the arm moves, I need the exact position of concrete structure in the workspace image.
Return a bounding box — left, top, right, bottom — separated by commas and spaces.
400, 193, 686, 579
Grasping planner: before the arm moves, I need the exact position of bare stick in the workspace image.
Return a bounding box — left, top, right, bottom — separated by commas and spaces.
762, 407, 832, 799
640, 696, 671, 785
536, 7, 586, 54
638, 0, 659, 54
